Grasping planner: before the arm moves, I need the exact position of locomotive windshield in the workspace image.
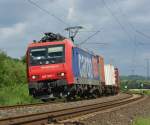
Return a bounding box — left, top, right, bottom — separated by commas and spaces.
29, 45, 65, 66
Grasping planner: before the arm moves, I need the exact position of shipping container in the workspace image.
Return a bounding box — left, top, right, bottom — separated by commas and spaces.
104, 64, 116, 86
98, 56, 105, 84
72, 47, 100, 85
92, 56, 99, 79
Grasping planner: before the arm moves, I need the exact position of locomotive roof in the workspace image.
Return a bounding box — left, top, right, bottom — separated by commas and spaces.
28, 38, 73, 48
27, 32, 102, 58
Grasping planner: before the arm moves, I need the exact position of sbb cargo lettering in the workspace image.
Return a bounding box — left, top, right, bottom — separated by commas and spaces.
78, 54, 93, 78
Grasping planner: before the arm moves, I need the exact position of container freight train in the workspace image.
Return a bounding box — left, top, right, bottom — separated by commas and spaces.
26, 32, 120, 100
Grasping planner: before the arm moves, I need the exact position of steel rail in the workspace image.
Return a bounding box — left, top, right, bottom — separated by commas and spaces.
0, 94, 143, 125
0, 94, 131, 110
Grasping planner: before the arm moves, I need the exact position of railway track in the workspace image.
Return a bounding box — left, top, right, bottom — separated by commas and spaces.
0, 93, 131, 111
0, 94, 144, 125
0, 101, 59, 110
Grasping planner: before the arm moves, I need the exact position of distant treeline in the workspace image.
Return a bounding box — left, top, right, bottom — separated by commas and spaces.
120, 75, 148, 80
120, 75, 150, 90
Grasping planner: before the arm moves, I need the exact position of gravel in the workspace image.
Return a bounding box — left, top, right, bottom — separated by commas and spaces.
77, 96, 150, 125
0, 93, 129, 119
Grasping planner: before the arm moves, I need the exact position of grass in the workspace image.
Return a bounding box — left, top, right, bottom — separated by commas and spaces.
128, 89, 150, 95
0, 84, 41, 106
126, 90, 150, 125
132, 117, 150, 125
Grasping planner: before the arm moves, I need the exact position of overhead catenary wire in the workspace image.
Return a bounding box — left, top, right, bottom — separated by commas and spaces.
112, 0, 150, 75
113, 0, 150, 40
102, 0, 139, 75
26, 0, 68, 26
111, 0, 137, 75
102, 0, 132, 41
26, 0, 103, 46
135, 30, 150, 39
112, 0, 136, 31
77, 30, 100, 46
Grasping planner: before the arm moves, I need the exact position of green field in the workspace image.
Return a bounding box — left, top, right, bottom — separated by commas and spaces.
128, 89, 150, 95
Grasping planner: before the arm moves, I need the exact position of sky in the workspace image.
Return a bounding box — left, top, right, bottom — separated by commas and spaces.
0, 0, 150, 76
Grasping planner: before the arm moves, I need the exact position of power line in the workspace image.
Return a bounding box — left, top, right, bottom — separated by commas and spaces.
131, 37, 138, 75
102, 0, 132, 41
77, 30, 100, 46
26, 0, 68, 26
103, 0, 138, 75
112, 0, 150, 76
113, 0, 150, 40
112, 0, 136, 31
136, 30, 150, 39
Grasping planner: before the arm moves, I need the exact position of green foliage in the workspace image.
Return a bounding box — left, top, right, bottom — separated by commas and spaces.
0, 51, 41, 105
120, 79, 150, 91
0, 51, 26, 87
21, 55, 26, 64
132, 117, 150, 125
0, 84, 41, 105
121, 75, 146, 80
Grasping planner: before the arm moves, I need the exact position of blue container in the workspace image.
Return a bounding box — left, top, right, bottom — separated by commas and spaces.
72, 47, 99, 81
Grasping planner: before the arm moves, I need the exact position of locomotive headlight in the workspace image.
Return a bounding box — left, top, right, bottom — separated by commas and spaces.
57, 72, 65, 77
32, 75, 36, 79
60, 72, 65, 76
31, 75, 39, 80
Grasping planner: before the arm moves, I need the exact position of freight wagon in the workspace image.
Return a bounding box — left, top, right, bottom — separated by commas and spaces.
26, 32, 120, 100
104, 64, 120, 94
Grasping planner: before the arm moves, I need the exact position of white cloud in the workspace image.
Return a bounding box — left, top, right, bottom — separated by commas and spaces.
67, 0, 76, 21
0, 23, 26, 44
67, 7, 75, 20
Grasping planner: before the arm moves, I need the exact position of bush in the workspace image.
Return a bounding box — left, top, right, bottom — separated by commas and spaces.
0, 51, 41, 105
0, 52, 26, 87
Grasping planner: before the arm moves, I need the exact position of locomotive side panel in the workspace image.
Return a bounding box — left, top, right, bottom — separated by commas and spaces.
72, 47, 100, 85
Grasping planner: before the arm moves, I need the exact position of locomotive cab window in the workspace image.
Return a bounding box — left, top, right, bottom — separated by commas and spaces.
29, 44, 65, 66
47, 45, 65, 64
30, 48, 46, 60
48, 46, 63, 58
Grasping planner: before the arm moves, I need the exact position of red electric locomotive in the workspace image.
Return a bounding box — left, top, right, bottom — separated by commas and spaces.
26, 32, 120, 100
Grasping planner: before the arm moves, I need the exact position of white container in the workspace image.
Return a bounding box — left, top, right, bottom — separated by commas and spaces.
104, 64, 116, 86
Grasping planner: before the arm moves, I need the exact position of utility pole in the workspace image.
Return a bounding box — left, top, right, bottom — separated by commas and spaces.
65, 26, 83, 43
131, 37, 137, 76
145, 58, 150, 80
